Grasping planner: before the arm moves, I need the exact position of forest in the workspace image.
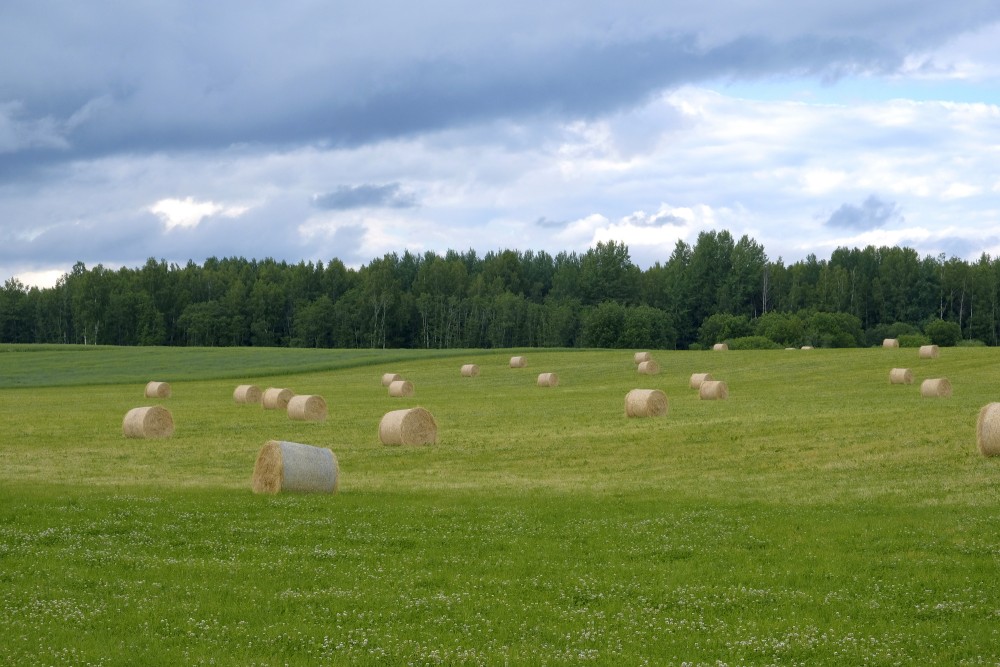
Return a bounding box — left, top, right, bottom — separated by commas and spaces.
0, 230, 996, 350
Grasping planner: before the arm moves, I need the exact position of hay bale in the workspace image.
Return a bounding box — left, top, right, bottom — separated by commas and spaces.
712, 343, 728, 351
381, 372, 402, 387
251, 440, 339, 494
889, 368, 914, 385
633, 351, 652, 364
637, 360, 660, 375
287, 394, 327, 421
689, 372, 712, 389
379, 407, 438, 446
233, 384, 263, 404
883, 338, 900, 348
144, 381, 171, 398
262, 387, 294, 410
699, 380, 729, 400
460, 364, 480, 377
800, 345, 814, 350
920, 378, 952, 398
510, 355, 527, 368
537, 372, 559, 387
919, 345, 940, 359
624, 389, 668, 418
976, 403, 1000, 456
122, 406, 174, 438
388, 379, 415, 397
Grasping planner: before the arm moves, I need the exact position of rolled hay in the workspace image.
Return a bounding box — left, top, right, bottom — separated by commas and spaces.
883, 338, 900, 348
975, 403, 1000, 456
624, 389, 668, 418
379, 407, 438, 446
144, 381, 171, 398
461, 364, 480, 377
689, 372, 713, 389
510, 355, 527, 368
889, 368, 914, 385
251, 440, 338, 495
919, 344, 940, 359
637, 360, 660, 375
699, 380, 729, 400
801, 346, 814, 350
537, 372, 559, 387
388, 379, 415, 397
262, 387, 294, 410
233, 384, 263, 404
712, 343, 728, 351
381, 372, 402, 387
287, 394, 327, 421
122, 405, 174, 438
633, 351, 652, 364
920, 378, 952, 398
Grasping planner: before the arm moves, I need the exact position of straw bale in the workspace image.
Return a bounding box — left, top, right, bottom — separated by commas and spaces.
379, 407, 438, 445
637, 360, 660, 375
233, 384, 263, 404
712, 343, 728, 351
381, 373, 403, 387
976, 403, 1000, 456
920, 378, 952, 398
633, 352, 652, 364
144, 381, 171, 398
388, 380, 415, 397
537, 372, 559, 387
801, 346, 814, 350
699, 380, 729, 400
287, 394, 327, 421
510, 356, 527, 368
251, 440, 339, 494
689, 372, 712, 389
262, 387, 294, 410
461, 364, 480, 377
919, 344, 940, 359
889, 368, 914, 385
883, 338, 900, 348
122, 406, 174, 438
624, 389, 668, 418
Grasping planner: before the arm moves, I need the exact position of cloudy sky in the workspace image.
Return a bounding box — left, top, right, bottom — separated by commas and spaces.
3, 1, 1000, 287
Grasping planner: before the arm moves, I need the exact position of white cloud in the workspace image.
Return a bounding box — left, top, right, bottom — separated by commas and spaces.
149, 197, 249, 230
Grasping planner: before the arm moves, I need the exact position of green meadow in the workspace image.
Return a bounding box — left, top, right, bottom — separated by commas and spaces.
1, 344, 999, 665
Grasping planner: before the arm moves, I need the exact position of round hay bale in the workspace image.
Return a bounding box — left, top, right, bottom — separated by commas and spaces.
889, 368, 914, 385
144, 381, 171, 398
388, 379, 415, 397
461, 364, 480, 377
122, 406, 174, 438
920, 378, 952, 398
637, 360, 660, 375
510, 355, 527, 368
883, 338, 900, 348
287, 394, 327, 421
633, 351, 652, 364
381, 372, 402, 387
262, 387, 294, 410
379, 407, 438, 446
712, 343, 728, 351
233, 384, 263, 404
919, 344, 940, 359
624, 389, 668, 418
251, 440, 339, 494
699, 380, 729, 400
537, 372, 559, 387
976, 403, 1000, 457
800, 345, 814, 350
689, 372, 712, 389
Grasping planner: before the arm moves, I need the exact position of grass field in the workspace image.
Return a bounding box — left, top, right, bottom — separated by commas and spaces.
1, 344, 999, 665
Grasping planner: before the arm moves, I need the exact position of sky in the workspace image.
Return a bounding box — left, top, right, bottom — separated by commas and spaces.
2, 1, 1000, 288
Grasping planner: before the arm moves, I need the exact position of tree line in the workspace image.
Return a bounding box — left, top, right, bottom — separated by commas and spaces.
1, 231, 997, 350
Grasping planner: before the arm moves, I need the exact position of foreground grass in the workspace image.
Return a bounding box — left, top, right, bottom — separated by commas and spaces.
1, 346, 999, 664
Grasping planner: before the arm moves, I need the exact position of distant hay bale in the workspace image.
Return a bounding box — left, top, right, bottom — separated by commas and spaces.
233, 384, 262, 404
712, 343, 728, 351
381, 373, 402, 387
461, 364, 480, 377
537, 372, 559, 387
920, 378, 952, 398
919, 345, 940, 359
122, 406, 174, 438
689, 372, 713, 389
699, 380, 729, 400
262, 387, 294, 410
379, 407, 438, 446
388, 379, 415, 397
144, 381, 171, 398
251, 440, 338, 495
287, 394, 327, 421
889, 368, 914, 385
883, 338, 900, 348
800, 346, 814, 350
625, 389, 668, 418
510, 356, 527, 368
976, 403, 1000, 456
637, 360, 660, 375
633, 352, 652, 364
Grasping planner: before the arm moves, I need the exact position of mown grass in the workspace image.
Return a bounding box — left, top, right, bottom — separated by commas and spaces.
1, 346, 999, 665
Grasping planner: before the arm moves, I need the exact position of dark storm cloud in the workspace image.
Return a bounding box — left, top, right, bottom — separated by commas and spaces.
313, 184, 417, 210
825, 195, 902, 230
